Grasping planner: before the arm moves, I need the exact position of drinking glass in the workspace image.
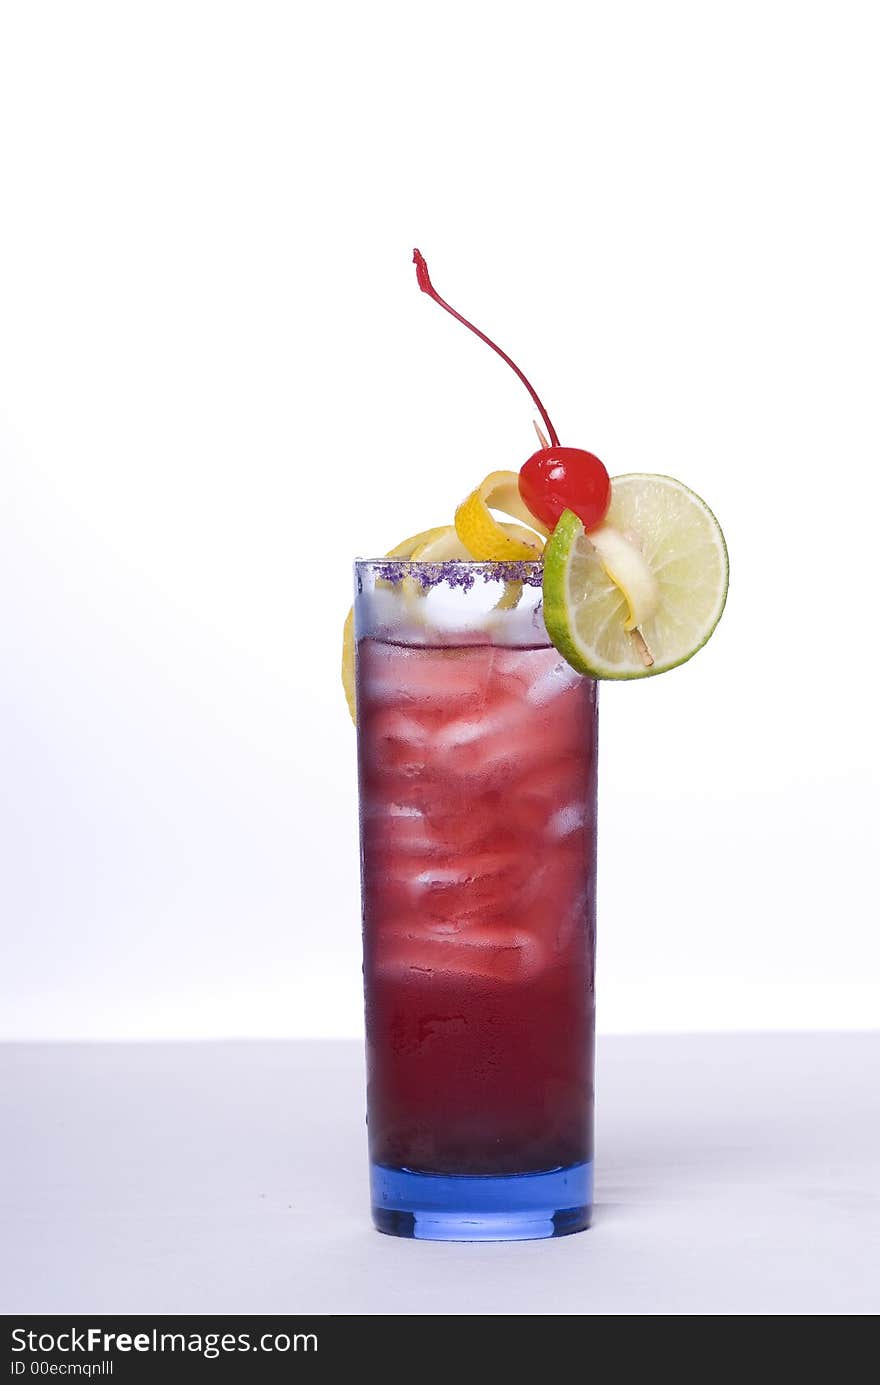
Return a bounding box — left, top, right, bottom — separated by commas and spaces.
354, 559, 597, 1240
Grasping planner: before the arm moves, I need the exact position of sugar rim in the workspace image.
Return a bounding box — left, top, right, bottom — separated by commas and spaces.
355, 558, 544, 590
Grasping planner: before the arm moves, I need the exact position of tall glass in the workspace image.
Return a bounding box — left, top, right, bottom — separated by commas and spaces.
354, 559, 597, 1240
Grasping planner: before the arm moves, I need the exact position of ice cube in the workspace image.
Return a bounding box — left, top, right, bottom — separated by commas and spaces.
358, 639, 500, 713
361, 707, 428, 779
377, 919, 546, 983
431, 713, 497, 751
361, 803, 430, 855
525, 658, 584, 706
548, 803, 587, 838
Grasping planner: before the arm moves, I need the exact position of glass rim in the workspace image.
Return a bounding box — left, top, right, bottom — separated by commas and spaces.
355, 556, 544, 588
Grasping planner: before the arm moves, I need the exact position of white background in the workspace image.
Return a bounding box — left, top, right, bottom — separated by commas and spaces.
1, 1, 877, 1040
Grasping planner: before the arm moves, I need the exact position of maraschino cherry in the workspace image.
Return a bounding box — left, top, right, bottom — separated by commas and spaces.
413, 249, 611, 532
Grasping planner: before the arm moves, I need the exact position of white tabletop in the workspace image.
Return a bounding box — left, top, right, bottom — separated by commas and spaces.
2, 1034, 877, 1316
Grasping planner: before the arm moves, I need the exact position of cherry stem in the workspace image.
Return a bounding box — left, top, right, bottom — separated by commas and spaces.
413, 249, 560, 448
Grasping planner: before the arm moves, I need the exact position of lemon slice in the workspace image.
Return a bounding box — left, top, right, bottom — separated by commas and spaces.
542, 474, 728, 679
455, 470, 548, 560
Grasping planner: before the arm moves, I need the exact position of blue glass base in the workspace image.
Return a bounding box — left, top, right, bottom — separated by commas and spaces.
371, 1161, 593, 1241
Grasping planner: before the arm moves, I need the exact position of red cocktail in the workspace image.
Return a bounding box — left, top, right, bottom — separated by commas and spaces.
355, 565, 596, 1238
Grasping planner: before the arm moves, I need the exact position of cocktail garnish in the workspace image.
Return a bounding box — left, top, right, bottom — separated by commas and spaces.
413, 248, 612, 534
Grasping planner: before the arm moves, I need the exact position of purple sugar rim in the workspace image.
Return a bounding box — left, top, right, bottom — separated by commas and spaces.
357, 558, 544, 590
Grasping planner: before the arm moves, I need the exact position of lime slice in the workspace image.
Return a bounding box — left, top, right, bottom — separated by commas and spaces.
542, 474, 728, 679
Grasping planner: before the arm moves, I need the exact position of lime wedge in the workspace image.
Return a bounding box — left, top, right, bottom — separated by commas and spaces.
542, 474, 728, 679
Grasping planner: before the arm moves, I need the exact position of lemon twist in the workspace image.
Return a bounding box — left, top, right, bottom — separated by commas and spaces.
454, 470, 548, 560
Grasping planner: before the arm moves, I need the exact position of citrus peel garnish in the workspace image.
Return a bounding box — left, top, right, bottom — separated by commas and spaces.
454, 470, 548, 560
407, 528, 472, 561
